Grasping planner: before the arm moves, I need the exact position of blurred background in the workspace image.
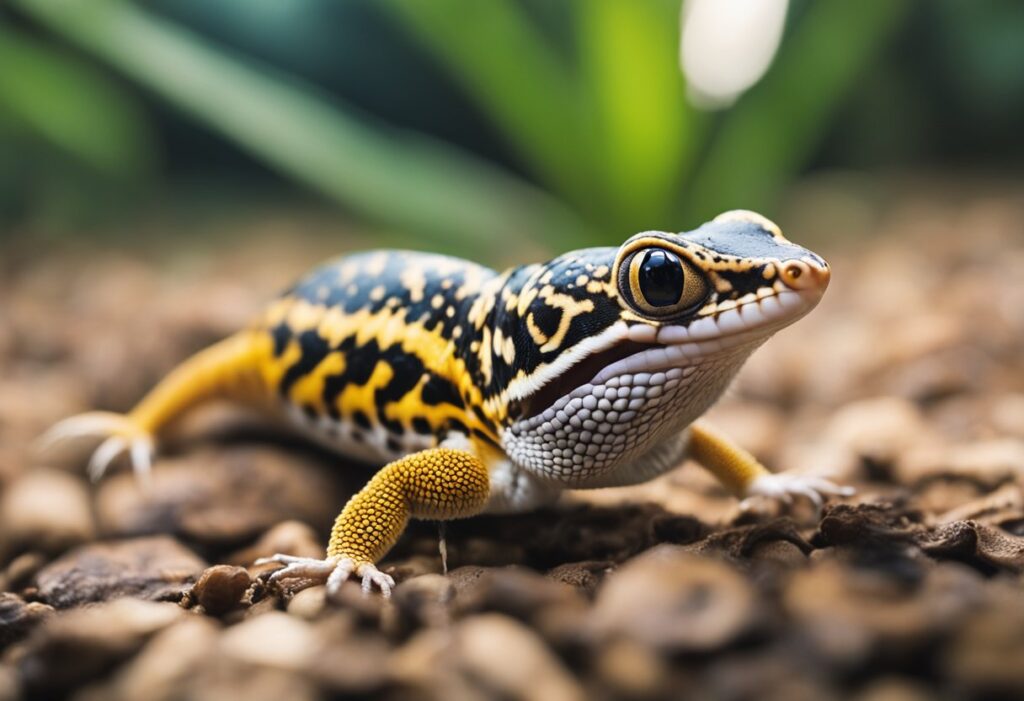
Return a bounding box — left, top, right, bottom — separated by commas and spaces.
4, 4, 1024, 699
2, 0, 1023, 260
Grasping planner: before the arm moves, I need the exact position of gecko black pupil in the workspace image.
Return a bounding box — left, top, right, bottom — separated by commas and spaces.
639, 249, 684, 307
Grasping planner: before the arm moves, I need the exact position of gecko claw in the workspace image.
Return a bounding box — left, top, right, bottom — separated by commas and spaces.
741, 473, 854, 512
258, 554, 394, 599
357, 564, 395, 597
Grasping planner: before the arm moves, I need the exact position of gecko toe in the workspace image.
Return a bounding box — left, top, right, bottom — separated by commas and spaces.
745, 472, 852, 511
357, 564, 395, 598
262, 555, 339, 585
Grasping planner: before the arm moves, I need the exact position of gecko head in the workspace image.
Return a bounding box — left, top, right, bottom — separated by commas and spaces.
502, 210, 830, 484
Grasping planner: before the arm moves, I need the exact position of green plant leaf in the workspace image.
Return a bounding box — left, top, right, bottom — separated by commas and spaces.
12, 0, 593, 255
0, 26, 153, 177
382, 0, 597, 213
681, 0, 912, 223
576, 0, 699, 235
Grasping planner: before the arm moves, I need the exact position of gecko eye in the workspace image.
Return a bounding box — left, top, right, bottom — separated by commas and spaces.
621, 247, 710, 317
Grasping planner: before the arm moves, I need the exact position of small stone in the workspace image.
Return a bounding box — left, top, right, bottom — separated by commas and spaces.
934, 482, 1024, 528
0, 469, 96, 558
0, 593, 54, 648
228, 520, 324, 566
943, 582, 1024, 694
94, 447, 348, 547
286, 585, 328, 621
992, 393, 1024, 439
456, 614, 586, 701
34, 535, 206, 608
393, 573, 453, 629
591, 545, 757, 651
545, 561, 612, 597
0, 552, 47, 593
594, 638, 669, 700
854, 677, 939, 701
220, 611, 319, 671
452, 567, 585, 625
898, 439, 1024, 487
0, 666, 18, 701
191, 565, 250, 616
920, 520, 1024, 572
308, 633, 390, 694
825, 397, 931, 475
785, 558, 983, 666
389, 629, 465, 697
18, 599, 184, 696
103, 617, 220, 701
749, 539, 809, 568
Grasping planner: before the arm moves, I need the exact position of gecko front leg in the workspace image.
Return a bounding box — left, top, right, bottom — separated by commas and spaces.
259, 446, 490, 598
687, 420, 853, 508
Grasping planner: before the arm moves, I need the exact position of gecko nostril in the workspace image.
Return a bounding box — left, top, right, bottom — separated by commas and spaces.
780, 260, 829, 291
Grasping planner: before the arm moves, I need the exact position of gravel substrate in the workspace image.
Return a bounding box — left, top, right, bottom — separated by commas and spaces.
2, 194, 1024, 700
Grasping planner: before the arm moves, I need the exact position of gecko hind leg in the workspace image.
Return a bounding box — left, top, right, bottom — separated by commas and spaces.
37, 332, 265, 483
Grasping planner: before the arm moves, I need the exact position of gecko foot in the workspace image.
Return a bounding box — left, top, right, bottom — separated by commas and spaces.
37, 411, 155, 485
741, 472, 854, 511
256, 554, 395, 599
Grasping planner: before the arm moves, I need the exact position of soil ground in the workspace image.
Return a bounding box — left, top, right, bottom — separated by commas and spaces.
2, 188, 1024, 700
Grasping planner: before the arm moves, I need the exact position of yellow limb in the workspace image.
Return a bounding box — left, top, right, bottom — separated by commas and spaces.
327, 447, 490, 565
130, 331, 267, 436
41, 331, 270, 480
687, 419, 771, 496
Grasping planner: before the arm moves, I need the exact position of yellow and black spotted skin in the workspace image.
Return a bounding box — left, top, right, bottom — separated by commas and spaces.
46, 210, 845, 597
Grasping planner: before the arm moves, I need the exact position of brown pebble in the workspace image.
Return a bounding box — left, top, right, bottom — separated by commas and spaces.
992, 393, 1024, 439
393, 573, 454, 630
785, 559, 983, 666
595, 639, 669, 700
1, 552, 47, 593
545, 560, 612, 597
749, 539, 809, 567
385, 629, 458, 696
229, 520, 324, 567
453, 567, 584, 624
0, 593, 54, 648
591, 545, 757, 651
94, 448, 347, 546
220, 611, 319, 671
854, 677, 937, 701
18, 599, 184, 696
307, 633, 390, 694
0, 470, 96, 558
191, 565, 251, 616
0, 665, 18, 701
286, 585, 328, 621
102, 617, 221, 701
943, 581, 1024, 694
34, 535, 206, 608
898, 438, 1024, 487
824, 397, 931, 475
456, 613, 586, 701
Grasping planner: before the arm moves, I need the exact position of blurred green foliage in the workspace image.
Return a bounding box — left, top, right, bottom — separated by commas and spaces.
2, 0, 1021, 254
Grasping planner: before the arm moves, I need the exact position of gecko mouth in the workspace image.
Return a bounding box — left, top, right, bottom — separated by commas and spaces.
519, 341, 660, 421
516, 288, 820, 424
